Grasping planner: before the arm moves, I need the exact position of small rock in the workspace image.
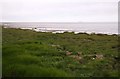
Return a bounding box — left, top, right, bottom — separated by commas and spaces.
96, 54, 104, 59
77, 52, 82, 56
66, 51, 72, 56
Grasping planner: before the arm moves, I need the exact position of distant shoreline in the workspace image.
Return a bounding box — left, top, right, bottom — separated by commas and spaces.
1, 22, 118, 35
2, 26, 118, 35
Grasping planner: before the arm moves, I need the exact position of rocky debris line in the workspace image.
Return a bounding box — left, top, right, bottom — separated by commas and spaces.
65, 51, 104, 62
51, 44, 104, 62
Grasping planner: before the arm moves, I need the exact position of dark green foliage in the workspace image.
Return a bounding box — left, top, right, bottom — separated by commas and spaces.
2, 27, 119, 77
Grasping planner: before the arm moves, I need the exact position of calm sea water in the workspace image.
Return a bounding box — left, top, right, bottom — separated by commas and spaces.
2, 22, 118, 34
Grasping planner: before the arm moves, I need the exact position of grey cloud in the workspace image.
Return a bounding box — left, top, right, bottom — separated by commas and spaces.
1, 0, 118, 22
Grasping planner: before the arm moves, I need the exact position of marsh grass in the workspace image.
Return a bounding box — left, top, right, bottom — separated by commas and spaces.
2, 27, 119, 77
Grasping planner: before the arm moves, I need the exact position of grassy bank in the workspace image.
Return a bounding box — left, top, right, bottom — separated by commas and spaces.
2, 27, 119, 77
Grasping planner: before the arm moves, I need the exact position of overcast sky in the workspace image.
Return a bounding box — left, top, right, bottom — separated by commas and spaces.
1, 0, 119, 22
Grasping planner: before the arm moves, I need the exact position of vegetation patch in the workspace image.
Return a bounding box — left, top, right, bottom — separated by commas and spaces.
2, 27, 119, 77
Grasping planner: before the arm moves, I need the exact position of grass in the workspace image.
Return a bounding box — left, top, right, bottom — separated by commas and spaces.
2, 27, 119, 77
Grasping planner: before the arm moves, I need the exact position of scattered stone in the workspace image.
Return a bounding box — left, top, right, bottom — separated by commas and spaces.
95, 54, 104, 59
92, 58, 95, 60
69, 55, 82, 62
51, 44, 60, 47
66, 51, 72, 56
77, 52, 82, 56
75, 55, 82, 61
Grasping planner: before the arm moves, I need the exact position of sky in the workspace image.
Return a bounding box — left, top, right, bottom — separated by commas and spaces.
0, 0, 119, 22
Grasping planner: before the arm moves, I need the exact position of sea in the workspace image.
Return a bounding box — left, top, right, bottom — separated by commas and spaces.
2, 22, 118, 35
